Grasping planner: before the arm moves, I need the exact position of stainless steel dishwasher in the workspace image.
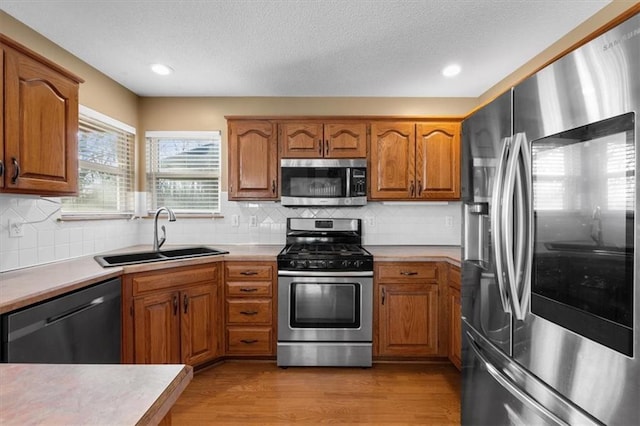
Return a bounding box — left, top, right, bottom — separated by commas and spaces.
1, 277, 121, 363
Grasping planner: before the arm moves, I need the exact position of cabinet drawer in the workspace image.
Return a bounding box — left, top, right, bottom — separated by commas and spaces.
226, 327, 272, 354
131, 264, 219, 295
376, 262, 438, 282
226, 281, 272, 297
227, 299, 272, 324
226, 264, 273, 281
449, 265, 461, 288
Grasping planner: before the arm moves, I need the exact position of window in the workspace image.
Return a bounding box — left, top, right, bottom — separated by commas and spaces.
145, 131, 221, 214
62, 106, 135, 216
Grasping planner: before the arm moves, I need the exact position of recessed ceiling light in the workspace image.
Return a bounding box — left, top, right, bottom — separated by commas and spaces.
442, 64, 461, 78
151, 63, 173, 76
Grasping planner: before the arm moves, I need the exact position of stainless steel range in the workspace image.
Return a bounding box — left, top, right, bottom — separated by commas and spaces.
277, 218, 373, 367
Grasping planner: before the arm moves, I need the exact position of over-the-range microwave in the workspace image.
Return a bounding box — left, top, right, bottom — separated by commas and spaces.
280, 158, 367, 207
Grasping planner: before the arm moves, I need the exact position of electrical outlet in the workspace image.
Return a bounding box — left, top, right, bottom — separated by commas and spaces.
232, 215, 239, 227
445, 216, 454, 228
365, 216, 375, 227
9, 219, 24, 238
249, 215, 258, 227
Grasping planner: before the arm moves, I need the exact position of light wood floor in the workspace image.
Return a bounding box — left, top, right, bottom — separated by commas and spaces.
171, 361, 461, 425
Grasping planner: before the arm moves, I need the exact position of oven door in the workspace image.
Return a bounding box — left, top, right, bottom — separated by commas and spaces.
278, 274, 373, 342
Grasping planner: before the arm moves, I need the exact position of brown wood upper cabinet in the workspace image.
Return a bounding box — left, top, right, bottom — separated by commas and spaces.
228, 120, 278, 200
369, 121, 461, 200
0, 35, 83, 195
280, 122, 367, 158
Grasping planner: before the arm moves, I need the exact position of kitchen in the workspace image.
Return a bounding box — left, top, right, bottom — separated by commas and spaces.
0, 1, 638, 425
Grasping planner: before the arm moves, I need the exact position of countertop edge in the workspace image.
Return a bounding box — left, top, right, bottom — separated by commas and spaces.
137, 365, 194, 426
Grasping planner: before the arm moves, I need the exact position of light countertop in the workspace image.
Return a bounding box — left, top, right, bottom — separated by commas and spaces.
0, 244, 460, 315
0, 363, 192, 425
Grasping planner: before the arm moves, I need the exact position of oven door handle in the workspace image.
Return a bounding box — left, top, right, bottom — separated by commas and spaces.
278, 270, 373, 277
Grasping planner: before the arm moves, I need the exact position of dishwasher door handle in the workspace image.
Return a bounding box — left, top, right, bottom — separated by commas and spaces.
46, 296, 105, 325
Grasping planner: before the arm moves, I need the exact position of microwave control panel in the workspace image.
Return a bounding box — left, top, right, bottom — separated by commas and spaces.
351, 168, 367, 196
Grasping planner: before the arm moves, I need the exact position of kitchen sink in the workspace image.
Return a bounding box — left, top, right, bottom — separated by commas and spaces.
94, 246, 229, 267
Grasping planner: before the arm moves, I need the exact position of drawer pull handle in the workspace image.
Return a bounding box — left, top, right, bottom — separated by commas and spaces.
241, 339, 258, 344
240, 271, 258, 276
240, 288, 258, 292
240, 310, 258, 315
401, 271, 418, 276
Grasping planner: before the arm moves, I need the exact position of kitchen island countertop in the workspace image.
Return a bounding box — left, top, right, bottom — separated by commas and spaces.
0, 363, 192, 425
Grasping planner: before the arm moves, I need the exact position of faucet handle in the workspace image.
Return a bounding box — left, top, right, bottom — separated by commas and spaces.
158, 225, 167, 249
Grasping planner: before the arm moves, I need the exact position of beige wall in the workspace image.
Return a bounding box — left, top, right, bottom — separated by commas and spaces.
0, 11, 139, 128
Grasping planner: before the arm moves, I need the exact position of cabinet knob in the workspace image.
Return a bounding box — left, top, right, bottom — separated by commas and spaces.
417, 180, 423, 196
173, 295, 178, 315
183, 294, 188, 314
325, 140, 329, 156
272, 180, 276, 194
381, 287, 386, 305
318, 139, 322, 155
409, 180, 415, 197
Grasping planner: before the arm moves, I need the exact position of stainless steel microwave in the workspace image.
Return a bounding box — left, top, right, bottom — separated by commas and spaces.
280, 158, 367, 207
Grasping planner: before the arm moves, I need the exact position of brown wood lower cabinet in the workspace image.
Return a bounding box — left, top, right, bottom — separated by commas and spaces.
224, 261, 276, 356
123, 262, 223, 366
375, 262, 441, 358
448, 265, 462, 370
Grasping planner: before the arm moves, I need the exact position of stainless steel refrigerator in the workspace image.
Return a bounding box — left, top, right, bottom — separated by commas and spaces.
461, 13, 639, 425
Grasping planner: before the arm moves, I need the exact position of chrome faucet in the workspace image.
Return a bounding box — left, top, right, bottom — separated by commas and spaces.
590, 205, 603, 246
153, 207, 177, 251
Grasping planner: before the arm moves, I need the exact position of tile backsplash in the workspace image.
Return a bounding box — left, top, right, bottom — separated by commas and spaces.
0, 192, 461, 272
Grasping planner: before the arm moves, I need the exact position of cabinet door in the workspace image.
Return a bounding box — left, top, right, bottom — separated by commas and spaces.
448, 286, 462, 370
369, 122, 416, 199
133, 291, 181, 364
378, 283, 439, 356
181, 283, 220, 365
415, 122, 461, 199
228, 120, 278, 199
0, 47, 4, 189
324, 123, 367, 158
280, 122, 323, 158
3, 47, 78, 194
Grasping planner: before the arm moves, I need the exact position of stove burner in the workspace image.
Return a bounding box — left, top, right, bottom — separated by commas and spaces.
277, 218, 373, 272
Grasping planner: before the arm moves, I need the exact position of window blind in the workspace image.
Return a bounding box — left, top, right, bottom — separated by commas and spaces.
62, 109, 135, 215
146, 132, 221, 214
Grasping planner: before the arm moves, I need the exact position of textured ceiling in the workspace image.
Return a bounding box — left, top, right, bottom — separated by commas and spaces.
0, 0, 611, 97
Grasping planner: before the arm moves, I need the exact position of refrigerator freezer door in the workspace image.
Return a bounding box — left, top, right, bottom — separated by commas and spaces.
462, 322, 602, 426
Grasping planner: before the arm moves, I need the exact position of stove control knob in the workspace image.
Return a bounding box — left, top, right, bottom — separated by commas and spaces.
354, 260, 363, 268
341, 260, 350, 268
289, 260, 297, 268
317, 260, 327, 268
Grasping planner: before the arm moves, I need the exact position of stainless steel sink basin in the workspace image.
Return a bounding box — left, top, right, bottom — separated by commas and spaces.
94, 246, 228, 267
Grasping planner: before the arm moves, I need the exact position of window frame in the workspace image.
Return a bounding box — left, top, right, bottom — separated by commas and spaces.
61, 106, 136, 220
145, 130, 222, 216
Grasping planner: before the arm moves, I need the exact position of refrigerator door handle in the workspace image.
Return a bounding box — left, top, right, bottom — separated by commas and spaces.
490, 136, 512, 314
501, 133, 526, 320
467, 330, 568, 426
517, 132, 533, 317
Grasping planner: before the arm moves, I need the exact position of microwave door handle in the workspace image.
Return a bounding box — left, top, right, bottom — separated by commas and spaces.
346, 167, 351, 196
491, 137, 512, 314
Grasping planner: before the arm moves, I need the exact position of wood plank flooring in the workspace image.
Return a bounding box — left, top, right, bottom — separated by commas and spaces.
171, 361, 461, 425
